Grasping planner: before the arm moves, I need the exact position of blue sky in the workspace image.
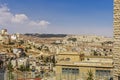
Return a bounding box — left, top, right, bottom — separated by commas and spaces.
0, 0, 113, 37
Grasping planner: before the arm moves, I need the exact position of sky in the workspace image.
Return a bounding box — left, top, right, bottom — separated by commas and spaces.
0, 0, 113, 37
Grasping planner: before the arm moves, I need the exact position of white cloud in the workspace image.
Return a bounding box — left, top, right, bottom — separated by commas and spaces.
39, 20, 50, 26
11, 14, 28, 23
0, 5, 13, 24
0, 5, 50, 32
29, 20, 50, 27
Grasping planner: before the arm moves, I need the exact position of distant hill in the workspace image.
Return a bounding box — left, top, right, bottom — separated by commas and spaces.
24, 33, 67, 38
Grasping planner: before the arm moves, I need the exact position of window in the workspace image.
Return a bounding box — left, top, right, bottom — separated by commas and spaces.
65, 58, 70, 61
96, 70, 111, 77
62, 68, 79, 75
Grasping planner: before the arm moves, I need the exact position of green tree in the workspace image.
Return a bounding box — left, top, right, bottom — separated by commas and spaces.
67, 38, 77, 42
19, 64, 30, 72
7, 61, 13, 71
52, 55, 56, 66
87, 69, 94, 80
19, 65, 25, 72
7, 61, 14, 80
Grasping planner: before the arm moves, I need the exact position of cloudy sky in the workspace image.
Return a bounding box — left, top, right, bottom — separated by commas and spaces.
0, 0, 113, 37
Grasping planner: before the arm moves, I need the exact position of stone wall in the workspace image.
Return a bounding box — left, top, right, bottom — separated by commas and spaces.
114, 0, 120, 80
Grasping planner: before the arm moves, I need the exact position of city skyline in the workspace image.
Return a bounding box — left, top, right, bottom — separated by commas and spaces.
0, 0, 113, 37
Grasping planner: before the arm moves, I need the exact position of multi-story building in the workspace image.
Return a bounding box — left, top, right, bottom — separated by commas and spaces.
56, 51, 113, 80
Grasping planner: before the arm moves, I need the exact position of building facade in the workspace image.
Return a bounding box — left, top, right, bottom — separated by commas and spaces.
113, 0, 120, 80
56, 52, 113, 80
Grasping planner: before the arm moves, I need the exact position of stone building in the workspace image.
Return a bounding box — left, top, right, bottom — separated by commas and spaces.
56, 52, 113, 80
113, 0, 120, 80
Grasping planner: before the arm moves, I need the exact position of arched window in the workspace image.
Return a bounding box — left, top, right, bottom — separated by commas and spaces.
65, 58, 70, 61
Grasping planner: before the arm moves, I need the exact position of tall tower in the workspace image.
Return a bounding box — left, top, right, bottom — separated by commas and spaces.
114, 0, 120, 80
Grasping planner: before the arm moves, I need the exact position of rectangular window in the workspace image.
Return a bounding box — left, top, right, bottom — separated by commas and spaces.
96, 70, 111, 77
62, 68, 79, 75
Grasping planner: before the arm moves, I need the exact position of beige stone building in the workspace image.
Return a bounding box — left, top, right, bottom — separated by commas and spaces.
113, 0, 120, 80
56, 52, 113, 80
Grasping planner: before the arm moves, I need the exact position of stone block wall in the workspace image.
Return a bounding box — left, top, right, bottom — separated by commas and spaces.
114, 0, 120, 80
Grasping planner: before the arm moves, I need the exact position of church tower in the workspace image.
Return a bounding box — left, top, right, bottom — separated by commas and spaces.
114, 0, 120, 79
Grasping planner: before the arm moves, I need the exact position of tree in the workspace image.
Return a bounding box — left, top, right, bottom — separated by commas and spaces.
93, 50, 98, 56
19, 64, 30, 72
7, 61, 13, 71
52, 55, 56, 66
87, 69, 94, 80
7, 61, 14, 80
19, 65, 25, 72
67, 38, 77, 42
18, 64, 30, 79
